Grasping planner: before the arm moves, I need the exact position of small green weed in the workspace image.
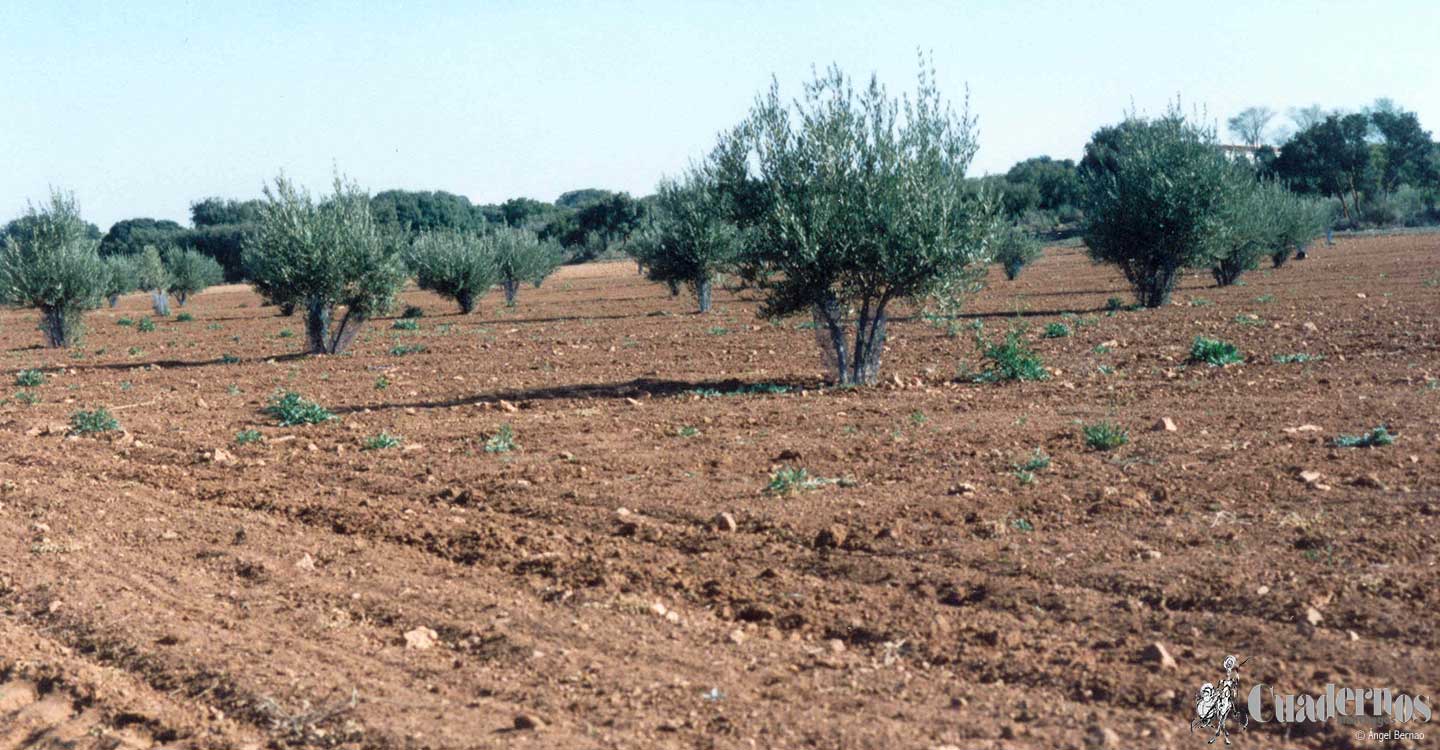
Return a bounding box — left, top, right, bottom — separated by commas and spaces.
70, 408, 120, 435
484, 424, 517, 453
392, 319, 420, 331
1043, 322, 1071, 338
264, 391, 335, 426
389, 343, 427, 356
176, 312, 194, 322
1190, 337, 1244, 367
14, 369, 44, 387
1083, 421, 1129, 451
1273, 353, 1321, 364
1333, 426, 1394, 448
362, 431, 402, 450
235, 429, 265, 445
975, 330, 1048, 383
116, 317, 134, 327
136, 317, 156, 332
765, 466, 827, 495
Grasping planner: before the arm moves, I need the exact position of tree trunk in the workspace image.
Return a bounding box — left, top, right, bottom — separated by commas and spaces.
177, 291, 188, 307
40, 306, 76, 348
457, 290, 475, 314
503, 279, 519, 307
305, 299, 331, 355
327, 309, 365, 354
151, 290, 170, 317
108, 295, 120, 308
812, 296, 850, 385
695, 275, 712, 313
279, 302, 296, 317
667, 279, 680, 297
848, 297, 889, 386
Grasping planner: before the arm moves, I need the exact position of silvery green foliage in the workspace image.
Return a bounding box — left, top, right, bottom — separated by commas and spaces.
243, 175, 406, 354
165, 247, 224, 306
1208, 174, 1330, 284
992, 225, 1044, 281
630, 165, 740, 313
133, 245, 172, 315
409, 229, 499, 313
1082, 109, 1233, 307
491, 226, 560, 307
725, 60, 995, 385
102, 254, 141, 307
0, 191, 105, 347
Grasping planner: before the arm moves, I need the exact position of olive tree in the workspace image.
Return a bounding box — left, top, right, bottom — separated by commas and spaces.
992, 225, 1043, 280
165, 247, 224, 306
492, 226, 559, 307
102, 255, 140, 307
134, 245, 172, 315
409, 229, 498, 313
723, 62, 994, 385
0, 191, 106, 347
243, 175, 406, 354
630, 168, 739, 313
1082, 110, 1232, 307
1267, 189, 1329, 268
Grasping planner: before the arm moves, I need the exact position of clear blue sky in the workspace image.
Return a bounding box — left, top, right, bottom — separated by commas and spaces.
3, 0, 1437, 229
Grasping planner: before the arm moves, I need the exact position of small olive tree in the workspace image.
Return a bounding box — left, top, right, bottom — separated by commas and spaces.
134, 245, 172, 315
492, 226, 559, 307
409, 229, 498, 313
165, 248, 224, 306
102, 255, 140, 307
1268, 189, 1329, 268
1081, 110, 1232, 307
992, 225, 1043, 280
1210, 177, 1330, 284
0, 191, 106, 347
243, 175, 406, 354
630, 168, 739, 313
724, 62, 994, 385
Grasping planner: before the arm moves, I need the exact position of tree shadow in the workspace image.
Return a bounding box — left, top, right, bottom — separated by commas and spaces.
336, 375, 821, 415
17, 352, 309, 374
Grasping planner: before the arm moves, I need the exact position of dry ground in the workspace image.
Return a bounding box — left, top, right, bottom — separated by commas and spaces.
1, 233, 1437, 749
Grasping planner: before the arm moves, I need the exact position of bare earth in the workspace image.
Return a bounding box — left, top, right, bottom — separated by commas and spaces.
1, 233, 1437, 749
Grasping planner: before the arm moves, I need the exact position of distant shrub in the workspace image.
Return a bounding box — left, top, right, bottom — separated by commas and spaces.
264, 391, 335, 426
409, 229, 498, 314
70, 407, 120, 435
1189, 336, 1244, 366
1043, 322, 1072, 338
1082, 421, 1128, 450
102, 255, 140, 307
136, 317, 156, 333
134, 245, 172, 316
0, 191, 106, 347
391, 319, 419, 331
993, 225, 1043, 280
164, 247, 224, 306
14, 369, 44, 387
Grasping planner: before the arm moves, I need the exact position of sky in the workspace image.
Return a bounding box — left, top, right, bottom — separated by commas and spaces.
2, 0, 1437, 229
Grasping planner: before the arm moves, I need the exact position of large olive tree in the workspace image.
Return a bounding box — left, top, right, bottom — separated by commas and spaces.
243, 175, 406, 354
1081, 110, 1233, 307
723, 62, 994, 385
0, 191, 106, 347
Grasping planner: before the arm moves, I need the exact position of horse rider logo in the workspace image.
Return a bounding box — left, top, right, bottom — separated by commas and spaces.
1192, 655, 1249, 745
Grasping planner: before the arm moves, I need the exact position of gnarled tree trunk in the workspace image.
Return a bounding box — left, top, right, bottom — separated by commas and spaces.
503, 279, 519, 307
151, 290, 171, 317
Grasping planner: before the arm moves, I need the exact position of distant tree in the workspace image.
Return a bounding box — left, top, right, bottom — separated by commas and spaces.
134, 245, 172, 315
492, 226, 560, 307
164, 247, 224, 306
630, 167, 740, 313
1082, 109, 1233, 307
1289, 104, 1333, 131
992, 225, 1043, 281
102, 255, 140, 307
243, 175, 407, 354
723, 62, 996, 386
1005, 156, 1083, 211
494, 197, 558, 229
185, 224, 254, 282
190, 197, 264, 227
556, 192, 646, 262
1227, 106, 1275, 147
1079, 120, 1148, 180
409, 229, 498, 313
370, 190, 482, 234
98, 217, 186, 257
1367, 105, 1438, 191
1272, 114, 1372, 220
0, 191, 106, 347
555, 189, 613, 210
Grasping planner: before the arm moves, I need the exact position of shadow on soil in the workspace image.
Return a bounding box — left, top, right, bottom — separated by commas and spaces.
335, 376, 823, 414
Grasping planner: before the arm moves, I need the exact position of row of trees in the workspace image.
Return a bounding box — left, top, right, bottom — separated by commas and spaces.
1228, 100, 1439, 227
